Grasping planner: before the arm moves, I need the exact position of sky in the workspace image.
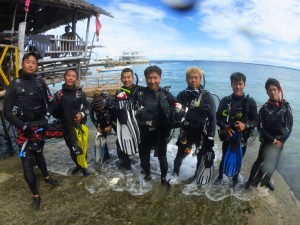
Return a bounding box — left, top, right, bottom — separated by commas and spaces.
48, 0, 300, 69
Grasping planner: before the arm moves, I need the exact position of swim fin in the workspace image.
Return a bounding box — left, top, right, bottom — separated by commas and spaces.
115, 100, 139, 156
195, 149, 215, 185
75, 124, 89, 169
94, 132, 106, 162
223, 132, 242, 177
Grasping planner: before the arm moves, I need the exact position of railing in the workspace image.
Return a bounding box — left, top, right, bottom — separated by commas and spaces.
84, 72, 122, 89
45, 35, 86, 57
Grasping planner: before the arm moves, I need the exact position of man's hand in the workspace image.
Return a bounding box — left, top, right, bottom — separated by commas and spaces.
117, 92, 127, 99
104, 126, 112, 134
224, 125, 235, 137
23, 125, 34, 138
174, 102, 182, 113
74, 112, 82, 123
273, 139, 283, 148
234, 121, 246, 132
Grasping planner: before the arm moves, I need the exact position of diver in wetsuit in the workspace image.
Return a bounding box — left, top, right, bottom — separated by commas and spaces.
245, 78, 293, 190
90, 91, 115, 162
135, 65, 184, 185
52, 69, 91, 176
114, 67, 141, 169
3, 52, 59, 210
172, 66, 216, 179
215, 72, 258, 186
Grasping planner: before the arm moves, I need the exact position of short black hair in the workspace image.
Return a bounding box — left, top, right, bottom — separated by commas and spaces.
121, 67, 133, 77
65, 26, 71, 31
144, 65, 162, 77
230, 72, 246, 83
64, 69, 79, 79
265, 78, 281, 90
22, 52, 38, 63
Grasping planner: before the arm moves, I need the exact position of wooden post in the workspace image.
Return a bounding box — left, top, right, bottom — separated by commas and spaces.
84, 16, 90, 60
18, 22, 26, 69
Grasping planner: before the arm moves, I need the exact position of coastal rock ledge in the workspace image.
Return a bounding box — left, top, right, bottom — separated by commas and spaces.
0, 149, 299, 225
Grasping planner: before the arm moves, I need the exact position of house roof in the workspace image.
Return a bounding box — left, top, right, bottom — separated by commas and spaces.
0, 0, 113, 34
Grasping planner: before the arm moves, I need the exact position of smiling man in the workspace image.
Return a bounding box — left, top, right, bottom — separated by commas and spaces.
215, 72, 258, 186
135, 65, 184, 185
245, 78, 293, 190
114, 68, 142, 170
52, 69, 91, 176
172, 67, 216, 185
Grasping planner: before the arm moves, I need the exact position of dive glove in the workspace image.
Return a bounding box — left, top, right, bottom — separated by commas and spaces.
71, 146, 83, 155
23, 125, 34, 138
117, 92, 127, 99
174, 102, 183, 113
206, 139, 214, 149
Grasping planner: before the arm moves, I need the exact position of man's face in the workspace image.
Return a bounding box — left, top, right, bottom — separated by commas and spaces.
146, 72, 161, 91
121, 71, 134, 88
64, 70, 77, 87
231, 80, 245, 96
22, 55, 37, 74
186, 72, 201, 89
267, 84, 280, 101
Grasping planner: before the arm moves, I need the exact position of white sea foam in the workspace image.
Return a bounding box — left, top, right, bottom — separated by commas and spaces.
44, 132, 268, 201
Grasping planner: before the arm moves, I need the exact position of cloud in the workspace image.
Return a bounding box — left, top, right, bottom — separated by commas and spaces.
45, 0, 300, 69
199, 0, 300, 44
89, 1, 182, 59
118, 3, 166, 21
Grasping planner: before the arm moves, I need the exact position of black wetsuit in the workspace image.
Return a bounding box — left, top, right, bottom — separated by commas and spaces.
174, 87, 216, 176
135, 86, 181, 179
216, 93, 258, 181
247, 100, 293, 185
90, 96, 115, 161
114, 84, 140, 169
3, 72, 53, 195
52, 84, 90, 170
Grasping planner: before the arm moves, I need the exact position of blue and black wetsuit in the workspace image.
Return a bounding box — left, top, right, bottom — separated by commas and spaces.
216, 93, 258, 181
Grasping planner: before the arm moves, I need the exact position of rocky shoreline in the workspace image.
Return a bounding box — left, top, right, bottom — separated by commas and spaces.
0, 128, 299, 225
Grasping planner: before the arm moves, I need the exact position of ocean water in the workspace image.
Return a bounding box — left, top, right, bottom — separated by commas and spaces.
128, 60, 300, 200
1, 60, 299, 201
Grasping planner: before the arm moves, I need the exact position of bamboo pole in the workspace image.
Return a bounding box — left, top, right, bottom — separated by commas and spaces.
18, 22, 26, 69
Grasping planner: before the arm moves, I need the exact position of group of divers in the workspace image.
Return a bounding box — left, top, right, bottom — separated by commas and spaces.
3, 52, 293, 210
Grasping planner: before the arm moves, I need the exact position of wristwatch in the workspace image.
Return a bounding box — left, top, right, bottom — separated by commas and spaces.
245, 123, 250, 129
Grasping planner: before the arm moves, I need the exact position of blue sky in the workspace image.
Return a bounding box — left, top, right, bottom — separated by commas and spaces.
49, 0, 300, 69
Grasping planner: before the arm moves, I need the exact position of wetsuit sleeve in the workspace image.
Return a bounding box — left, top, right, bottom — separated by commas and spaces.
167, 92, 184, 126
280, 103, 293, 144
51, 91, 63, 119
41, 79, 56, 114
90, 107, 97, 127
216, 97, 228, 129
130, 85, 143, 108
176, 91, 184, 105
247, 98, 258, 128
80, 92, 91, 117
206, 92, 216, 137
257, 105, 274, 142
3, 81, 25, 129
